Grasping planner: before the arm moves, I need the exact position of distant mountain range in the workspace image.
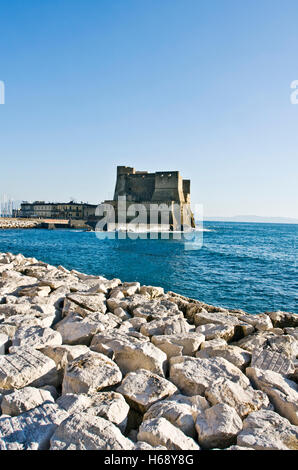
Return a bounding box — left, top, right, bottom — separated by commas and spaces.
204, 215, 298, 224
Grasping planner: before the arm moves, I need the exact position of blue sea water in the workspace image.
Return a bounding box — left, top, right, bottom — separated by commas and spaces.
0, 222, 297, 314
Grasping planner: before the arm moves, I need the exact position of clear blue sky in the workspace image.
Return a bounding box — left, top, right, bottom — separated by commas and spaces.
0, 0, 298, 218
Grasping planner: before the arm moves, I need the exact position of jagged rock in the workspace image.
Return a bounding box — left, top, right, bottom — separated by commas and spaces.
66, 293, 107, 313
237, 410, 298, 450
0, 333, 9, 355
54, 312, 117, 345
268, 311, 298, 329
0, 349, 58, 390
56, 391, 129, 432
196, 323, 235, 341
205, 378, 270, 418
137, 417, 200, 450
40, 344, 89, 383
50, 412, 134, 450
246, 367, 298, 425
1, 386, 54, 416
11, 326, 62, 350
170, 356, 250, 396
236, 313, 273, 331
140, 317, 191, 337
139, 285, 164, 298
196, 344, 251, 370
152, 333, 205, 358
0, 402, 68, 449
235, 331, 278, 353
91, 331, 167, 376
200, 338, 227, 349
251, 349, 295, 376
284, 328, 298, 340
133, 299, 181, 320
113, 307, 131, 321
121, 282, 140, 296
193, 311, 240, 327
195, 403, 242, 449
62, 351, 122, 395
134, 441, 167, 450
118, 317, 147, 333
267, 335, 298, 359
143, 394, 209, 437
18, 285, 51, 297
116, 369, 177, 413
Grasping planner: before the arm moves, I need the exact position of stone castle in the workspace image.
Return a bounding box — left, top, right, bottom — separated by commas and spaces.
91, 166, 195, 231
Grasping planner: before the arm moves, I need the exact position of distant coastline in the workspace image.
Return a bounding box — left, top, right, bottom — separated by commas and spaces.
204, 215, 298, 224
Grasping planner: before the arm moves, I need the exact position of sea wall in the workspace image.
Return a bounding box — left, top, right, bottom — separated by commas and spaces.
0, 251, 297, 450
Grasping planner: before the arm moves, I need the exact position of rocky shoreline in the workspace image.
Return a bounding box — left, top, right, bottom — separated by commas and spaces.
0, 251, 297, 450
0, 218, 41, 229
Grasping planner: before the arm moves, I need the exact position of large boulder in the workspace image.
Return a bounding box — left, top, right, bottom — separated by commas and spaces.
54, 312, 117, 345
11, 326, 62, 350
143, 394, 209, 437
250, 349, 295, 376
0, 348, 58, 390
151, 333, 205, 358
116, 369, 177, 413
195, 403, 242, 449
1, 386, 54, 416
50, 413, 134, 450
169, 356, 250, 396
140, 317, 192, 337
196, 344, 251, 371
91, 331, 167, 376
205, 378, 270, 418
0, 402, 68, 450
62, 351, 122, 395
237, 410, 298, 450
195, 323, 235, 341
138, 417, 200, 450
246, 367, 298, 425
57, 391, 129, 432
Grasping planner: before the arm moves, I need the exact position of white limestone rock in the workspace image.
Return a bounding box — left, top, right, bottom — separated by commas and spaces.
139, 285, 164, 298
152, 333, 205, 358
140, 317, 190, 337
143, 394, 209, 437
205, 378, 270, 418
54, 311, 117, 345
0, 333, 9, 355
91, 331, 167, 376
116, 369, 177, 413
0, 402, 68, 450
0, 348, 59, 390
138, 417, 200, 450
133, 299, 181, 320
66, 293, 107, 314
246, 367, 298, 425
251, 349, 295, 376
11, 326, 62, 350
169, 356, 250, 396
196, 323, 235, 341
195, 403, 242, 449
196, 344, 251, 370
62, 351, 122, 395
237, 410, 298, 450
1, 386, 54, 416
56, 391, 129, 432
50, 412, 134, 450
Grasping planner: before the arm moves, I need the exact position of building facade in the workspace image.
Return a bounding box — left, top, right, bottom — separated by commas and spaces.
16, 201, 97, 220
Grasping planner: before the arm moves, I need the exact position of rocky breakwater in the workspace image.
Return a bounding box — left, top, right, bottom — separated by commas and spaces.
0, 251, 297, 450
0, 218, 41, 229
